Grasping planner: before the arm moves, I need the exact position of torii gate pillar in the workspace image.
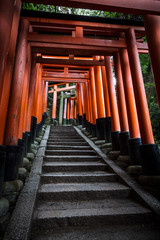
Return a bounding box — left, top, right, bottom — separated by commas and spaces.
126, 28, 160, 175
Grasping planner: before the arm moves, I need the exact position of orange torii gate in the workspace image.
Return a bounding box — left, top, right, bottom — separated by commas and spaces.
0, 0, 160, 199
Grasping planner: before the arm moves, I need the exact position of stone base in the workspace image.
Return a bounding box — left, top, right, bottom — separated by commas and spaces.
138, 175, 160, 187
108, 151, 120, 160
90, 137, 97, 141
26, 153, 34, 162
138, 175, 160, 199
0, 198, 9, 217
127, 166, 143, 177
101, 148, 112, 155
23, 158, 31, 171
116, 155, 130, 168
2, 180, 23, 205
100, 143, 112, 150
95, 140, 106, 146
18, 168, 29, 182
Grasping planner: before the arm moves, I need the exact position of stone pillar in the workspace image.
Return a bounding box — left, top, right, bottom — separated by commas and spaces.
105, 56, 121, 151
120, 48, 141, 165
94, 56, 106, 140
52, 85, 57, 124
114, 52, 130, 157
0, 0, 21, 145
144, 15, 160, 108
126, 28, 160, 175
4, 19, 29, 181
59, 92, 64, 126
101, 56, 112, 143
90, 67, 98, 137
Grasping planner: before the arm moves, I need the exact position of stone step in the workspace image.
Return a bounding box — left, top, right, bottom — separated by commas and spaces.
49, 135, 83, 139
33, 198, 153, 230
42, 162, 107, 172
46, 145, 92, 150
31, 224, 160, 240
38, 182, 131, 201
47, 139, 86, 142
47, 142, 89, 146
45, 149, 97, 156
44, 155, 101, 162
41, 172, 117, 183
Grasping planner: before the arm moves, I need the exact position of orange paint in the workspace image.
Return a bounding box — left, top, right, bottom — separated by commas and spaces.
4, 19, 29, 146
74, 99, 77, 119
126, 28, 154, 144
76, 83, 83, 116
100, 56, 111, 118
113, 52, 129, 132
0, 0, 21, 144
18, 44, 31, 139
105, 56, 120, 132
63, 98, 67, 119
67, 98, 70, 120
70, 100, 74, 119
119, 49, 140, 139
90, 67, 97, 124
52, 85, 57, 119
93, 56, 106, 119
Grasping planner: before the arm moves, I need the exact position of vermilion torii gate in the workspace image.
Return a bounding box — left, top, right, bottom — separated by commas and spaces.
0, 0, 160, 199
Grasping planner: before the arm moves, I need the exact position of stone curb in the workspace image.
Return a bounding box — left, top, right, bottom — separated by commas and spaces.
3, 126, 50, 240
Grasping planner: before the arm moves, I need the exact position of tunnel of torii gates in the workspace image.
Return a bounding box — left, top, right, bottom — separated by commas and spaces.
1, 0, 160, 198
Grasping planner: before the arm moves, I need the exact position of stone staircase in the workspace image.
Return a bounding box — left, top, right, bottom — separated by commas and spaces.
30, 126, 160, 240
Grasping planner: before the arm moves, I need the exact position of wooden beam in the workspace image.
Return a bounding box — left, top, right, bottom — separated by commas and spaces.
25, 17, 145, 33
22, 0, 160, 15
38, 57, 105, 66
31, 42, 118, 55
49, 86, 76, 93
43, 78, 88, 83
42, 71, 89, 79
28, 33, 127, 48
42, 64, 91, 69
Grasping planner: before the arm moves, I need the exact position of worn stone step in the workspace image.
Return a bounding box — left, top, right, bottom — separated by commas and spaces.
31, 224, 160, 240
41, 172, 117, 183
47, 142, 89, 146
43, 162, 107, 172
47, 139, 86, 142
33, 198, 153, 230
47, 145, 92, 150
49, 135, 83, 139
38, 182, 131, 201
44, 155, 101, 162
45, 149, 97, 156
